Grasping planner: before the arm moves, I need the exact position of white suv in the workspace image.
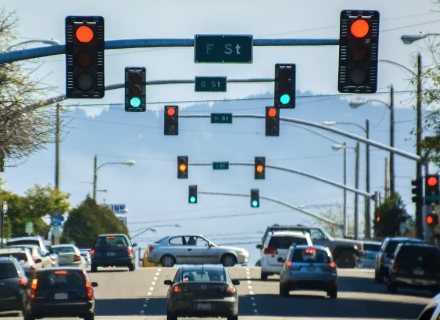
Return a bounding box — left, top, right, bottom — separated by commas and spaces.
258, 231, 313, 280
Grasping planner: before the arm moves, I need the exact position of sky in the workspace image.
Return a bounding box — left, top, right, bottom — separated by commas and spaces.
1, 0, 440, 263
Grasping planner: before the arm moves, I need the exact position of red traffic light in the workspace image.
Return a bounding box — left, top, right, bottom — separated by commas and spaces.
376, 217, 380, 222
76, 26, 94, 43
167, 108, 176, 116
427, 215, 434, 225
350, 19, 369, 38
428, 176, 438, 187
268, 108, 277, 117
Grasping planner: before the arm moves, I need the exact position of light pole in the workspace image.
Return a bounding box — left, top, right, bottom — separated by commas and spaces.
331, 142, 347, 237
93, 156, 135, 200
349, 86, 395, 195
324, 121, 369, 239
401, 33, 440, 44
5, 39, 60, 52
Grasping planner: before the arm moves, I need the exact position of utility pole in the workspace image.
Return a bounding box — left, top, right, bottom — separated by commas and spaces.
343, 144, 347, 238
354, 142, 360, 239
389, 86, 395, 195
0, 202, 3, 248
55, 104, 60, 190
385, 157, 389, 199
416, 53, 423, 239
365, 119, 371, 239
93, 155, 97, 200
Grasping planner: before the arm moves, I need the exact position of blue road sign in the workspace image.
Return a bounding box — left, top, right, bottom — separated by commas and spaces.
108, 204, 126, 214
52, 214, 63, 227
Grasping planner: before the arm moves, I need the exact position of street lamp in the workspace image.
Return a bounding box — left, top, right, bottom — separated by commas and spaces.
93, 156, 135, 200
5, 39, 60, 52
401, 33, 440, 44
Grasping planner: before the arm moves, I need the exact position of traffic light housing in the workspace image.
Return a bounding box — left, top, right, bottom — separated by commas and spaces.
265, 107, 279, 136
338, 10, 380, 93
251, 189, 259, 208
177, 156, 188, 179
425, 174, 440, 205
427, 213, 439, 227
164, 106, 178, 135
255, 157, 265, 180
125, 67, 146, 112
189, 185, 197, 204
411, 178, 423, 204
274, 64, 296, 108
65, 16, 105, 98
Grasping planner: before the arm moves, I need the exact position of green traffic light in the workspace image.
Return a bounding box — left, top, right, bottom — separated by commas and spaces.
251, 200, 259, 207
280, 94, 290, 105
130, 97, 141, 108
190, 196, 197, 203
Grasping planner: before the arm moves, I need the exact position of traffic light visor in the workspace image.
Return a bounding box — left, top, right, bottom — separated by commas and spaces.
76, 26, 94, 43
428, 176, 438, 186
350, 20, 369, 38
256, 165, 264, 173
167, 108, 176, 116
268, 108, 277, 117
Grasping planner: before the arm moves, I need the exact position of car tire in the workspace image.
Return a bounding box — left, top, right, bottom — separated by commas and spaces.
166, 310, 177, 320
261, 273, 268, 281
328, 288, 337, 299
91, 264, 98, 273
280, 284, 289, 297
336, 251, 357, 269
387, 283, 397, 294
23, 310, 34, 320
221, 254, 237, 267
374, 270, 384, 283
84, 312, 94, 320
161, 255, 176, 268
227, 315, 238, 320
128, 263, 135, 271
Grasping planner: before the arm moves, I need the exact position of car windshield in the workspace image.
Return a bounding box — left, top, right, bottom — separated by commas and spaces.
0, 262, 18, 278
95, 236, 129, 247
51, 246, 75, 254
268, 236, 308, 249
385, 240, 418, 256
0, 253, 28, 263
181, 270, 226, 282
292, 249, 330, 263
364, 244, 381, 252
39, 271, 85, 288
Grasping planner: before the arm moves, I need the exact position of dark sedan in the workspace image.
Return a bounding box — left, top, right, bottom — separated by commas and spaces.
90, 234, 136, 272
0, 257, 27, 313
165, 265, 240, 320
23, 267, 97, 320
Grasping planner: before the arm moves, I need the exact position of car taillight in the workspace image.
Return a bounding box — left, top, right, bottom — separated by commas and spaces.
50, 256, 56, 262
31, 278, 38, 299
286, 261, 292, 267
74, 255, 81, 262
90, 250, 95, 255
228, 286, 236, 293
149, 245, 154, 253
33, 257, 37, 262
83, 270, 93, 300
264, 248, 278, 255
127, 248, 132, 255
173, 285, 180, 292
330, 262, 336, 268
19, 277, 26, 286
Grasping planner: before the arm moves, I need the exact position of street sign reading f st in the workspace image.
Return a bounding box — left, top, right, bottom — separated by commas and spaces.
194, 35, 253, 63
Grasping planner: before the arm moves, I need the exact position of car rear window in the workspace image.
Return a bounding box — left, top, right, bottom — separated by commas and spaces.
396, 246, 440, 265
51, 246, 75, 254
0, 262, 18, 278
268, 236, 308, 249
292, 248, 330, 263
364, 244, 381, 252
7, 240, 39, 247
39, 271, 85, 288
0, 253, 28, 262
95, 236, 129, 248
181, 270, 226, 282
385, 240, 418, 256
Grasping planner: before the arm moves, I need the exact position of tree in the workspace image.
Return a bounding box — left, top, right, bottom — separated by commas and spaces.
312, 204, 355, 238
0, 7, 57, 162
61, 197, 129, 248
373, 193, 412, 237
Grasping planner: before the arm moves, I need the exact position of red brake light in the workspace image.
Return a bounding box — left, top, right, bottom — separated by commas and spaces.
33, 257, 37, 262
90, 249, 95, 255
330, 262, 336, 268
83, 270, 93, 300
31, 279, 38, 290
228, 286, 236, 293
19, 277, 26, 285
286, 261, 292, 267
55, 271, 67, 274
264, 248, 278, 255
127, 248, 132, 254
174, 285, 180, 292
74, 255, 81, 262
305, 249, 316, 254
106, 236, 116, 239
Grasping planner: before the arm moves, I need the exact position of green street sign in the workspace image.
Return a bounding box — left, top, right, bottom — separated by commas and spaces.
25, 222, 33, 234
194, 35, 253, 63
213, 162, 229, 170
425, 194, 440, 200
195, 77, 227, 92
211, 113, 232, 124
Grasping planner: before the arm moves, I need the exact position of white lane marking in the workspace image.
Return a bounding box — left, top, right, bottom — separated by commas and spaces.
147, 292, 152, 295
140, 310, 144, 314
145, 299, 149, 301
158, 268, 162, 271
247, 276, 251, 279
252, 303, 257, 306
156, 273, 160, 275
248, 286, 252, 289
143, 304, 147, 307
250, 297, 255, 300
254, 309, 258, 313
152, 281, 156, 285
249, 291, 254, 294
154, 277, 157, 280
246, 268, 249, 271
247, 280, 251, 284
149, 287, 154, 290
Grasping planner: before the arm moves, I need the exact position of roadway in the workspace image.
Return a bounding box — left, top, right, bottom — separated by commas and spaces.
0, 267, 431, 320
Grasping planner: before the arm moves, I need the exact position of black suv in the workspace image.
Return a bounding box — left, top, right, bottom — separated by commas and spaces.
0, 257, 27, 312
90, 234, 137, 272
387, 242, 440, 295
23, 267, 97, 320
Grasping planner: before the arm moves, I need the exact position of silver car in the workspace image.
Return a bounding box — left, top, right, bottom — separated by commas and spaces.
147, 235, 249, 267
279, 245, 338, 298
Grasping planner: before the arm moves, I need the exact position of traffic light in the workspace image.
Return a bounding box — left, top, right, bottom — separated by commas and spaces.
164, 106, 179, 135
255, 157, 265, 180
177, 156, 188, 179
265, 107, 279, 136
425, 174, 440, 205
125, 67, 146, 112
338, 10, 380, 93
274, 64, 296, 108
427, 213, 439, 227
189, 185, 197, 204
411, 178, 423, 204
65, 16, 105, 98
251, 189, 259, 208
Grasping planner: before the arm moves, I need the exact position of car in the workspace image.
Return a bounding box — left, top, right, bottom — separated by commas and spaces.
49, 245, 87, 269
140, 248, 160, 267
7, 245, 52, 269
0, 257, 27, 313
22, 267, 97, 320
90, 234, 137, 272
147, 235, 250, 267
415, 292, 440, 320
387, 242, 440, 295
358, 241, 381, 269
374, 237, 421, 283
164, 265, 240, 320
258, 231, 313, 280
279, 245, 338, 298
80, 250, 92, 269
0, 247, 37, 277
6, 236, 49, 255
261, 224, 364, 268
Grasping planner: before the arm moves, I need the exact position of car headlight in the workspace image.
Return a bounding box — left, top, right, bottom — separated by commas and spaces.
353, 245, 358, 250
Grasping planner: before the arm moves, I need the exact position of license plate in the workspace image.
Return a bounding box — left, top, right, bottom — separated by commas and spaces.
54, 293, 68, 300
307, 266, 315, 272
413, 269, 424, 276
107, 252, 116, 257
197, 303, 211, 310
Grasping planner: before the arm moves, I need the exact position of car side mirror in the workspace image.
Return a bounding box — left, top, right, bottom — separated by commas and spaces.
277, 257, 284, 263
164, 280, 173, 286
91, 282, 98, 288
35, 259, 42, 264
132, 243, 138, 247
232, 279, 240, 286
256, 244, 262, 249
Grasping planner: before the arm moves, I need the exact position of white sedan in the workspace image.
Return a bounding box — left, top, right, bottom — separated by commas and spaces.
49, 244, 87, 269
